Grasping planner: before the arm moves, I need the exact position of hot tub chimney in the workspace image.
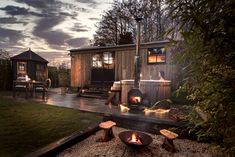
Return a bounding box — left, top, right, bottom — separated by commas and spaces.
127, 17, 144, 109
134, 17, 143, 89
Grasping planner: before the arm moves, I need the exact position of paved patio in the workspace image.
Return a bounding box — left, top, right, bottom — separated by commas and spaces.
43, 88, 184, 127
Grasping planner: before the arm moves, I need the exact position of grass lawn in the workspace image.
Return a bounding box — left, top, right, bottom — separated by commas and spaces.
0, 94, 102, 157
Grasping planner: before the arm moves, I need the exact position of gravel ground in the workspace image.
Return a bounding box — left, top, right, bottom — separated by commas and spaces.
57, 127, 221, 157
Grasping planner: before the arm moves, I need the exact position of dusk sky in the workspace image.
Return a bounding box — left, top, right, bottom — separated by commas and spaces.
0, 0, 114, 66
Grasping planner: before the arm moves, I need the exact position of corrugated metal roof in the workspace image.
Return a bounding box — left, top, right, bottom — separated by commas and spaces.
69, 40, 169, 54
11, 49, 48, 63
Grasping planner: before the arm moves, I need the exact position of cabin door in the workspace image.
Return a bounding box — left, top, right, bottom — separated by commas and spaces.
91, 52, 115, 84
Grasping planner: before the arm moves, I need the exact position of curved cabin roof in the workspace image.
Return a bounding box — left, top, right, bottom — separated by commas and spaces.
11, 49, 48, 63
69, 40, 169, 54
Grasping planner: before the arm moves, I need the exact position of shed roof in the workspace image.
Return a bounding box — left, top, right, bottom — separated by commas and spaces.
69, 40, 169, 54
11, 49, 48, 63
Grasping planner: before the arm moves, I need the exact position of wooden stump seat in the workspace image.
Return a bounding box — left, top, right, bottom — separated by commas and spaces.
160, 129, 178, 153
99, 121, 116, 142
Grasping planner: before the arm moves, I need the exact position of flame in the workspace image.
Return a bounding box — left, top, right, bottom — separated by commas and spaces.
130, 96, 141, 103
128, 132, 142, 145
120, 104, 130, 113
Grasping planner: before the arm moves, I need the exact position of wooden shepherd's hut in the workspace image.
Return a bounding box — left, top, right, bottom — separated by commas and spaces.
70, 40, 178, 89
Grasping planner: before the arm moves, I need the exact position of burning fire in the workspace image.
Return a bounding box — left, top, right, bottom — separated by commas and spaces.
120, 104, 130, 113
130, 96, 141, 104
128, 132, 142, 145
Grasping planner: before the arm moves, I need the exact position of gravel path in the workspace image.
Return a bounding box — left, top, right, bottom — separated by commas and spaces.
57, 127, 220, 157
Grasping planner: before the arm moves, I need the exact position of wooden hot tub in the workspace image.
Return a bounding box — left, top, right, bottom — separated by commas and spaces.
120, 80, 171, 105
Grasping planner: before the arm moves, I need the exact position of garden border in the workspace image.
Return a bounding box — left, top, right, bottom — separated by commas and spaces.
24, 122, 100, 157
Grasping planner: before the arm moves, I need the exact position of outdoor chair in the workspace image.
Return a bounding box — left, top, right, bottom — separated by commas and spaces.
34, 78, 51, 99
13, 76, 32, 98
13, 85, 33, 99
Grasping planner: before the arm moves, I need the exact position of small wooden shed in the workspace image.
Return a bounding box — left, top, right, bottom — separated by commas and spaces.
11, 49, 48, 81
69, 40, 178, 89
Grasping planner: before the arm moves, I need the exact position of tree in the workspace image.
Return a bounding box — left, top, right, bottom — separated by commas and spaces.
167, 0, 235, 154
93, 0, 171, 46
48, 66, 59, 88
0, 49, 12, 90
58, 62, 70, 87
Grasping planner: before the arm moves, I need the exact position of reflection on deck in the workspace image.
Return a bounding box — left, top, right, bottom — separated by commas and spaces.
44, 91, 174, 121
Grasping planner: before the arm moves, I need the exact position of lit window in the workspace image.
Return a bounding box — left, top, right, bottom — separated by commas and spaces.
147, 48, 166, 64
18, 62, 26, 71
103, 52, 114, 69
92, 52, 114, 69
92, 54, 103, 68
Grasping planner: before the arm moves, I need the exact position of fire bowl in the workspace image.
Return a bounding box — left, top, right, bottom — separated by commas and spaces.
118, 130, 153, 148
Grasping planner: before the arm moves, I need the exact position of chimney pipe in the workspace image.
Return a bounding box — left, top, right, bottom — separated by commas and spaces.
134, 17, 143, 88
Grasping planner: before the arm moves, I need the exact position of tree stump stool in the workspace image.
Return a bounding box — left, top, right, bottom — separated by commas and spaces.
160, 129, 178, 153
99, 121, 116, 142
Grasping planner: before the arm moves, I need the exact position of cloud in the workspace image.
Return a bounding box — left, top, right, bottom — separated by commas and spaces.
0, 17, 26, 24
0, 27, 23, 44
72, 23, 90, 32
89, 17, 100, 21
75, 0, 101, 9
15, 0, 88, 15
0, 5, 42, 16
15, 0, 62, 10
38, 51, 69, 60
0, 0, 111, 65
66, 37, 90, 47
32, 16, 71, 46
76, 0, 98, 5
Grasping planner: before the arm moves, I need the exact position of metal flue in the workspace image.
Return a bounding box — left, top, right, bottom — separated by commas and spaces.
134, 17, 143, 89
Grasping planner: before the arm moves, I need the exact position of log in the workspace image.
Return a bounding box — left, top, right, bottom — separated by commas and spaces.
160, 129, 178, 153
98, 121, 116, 142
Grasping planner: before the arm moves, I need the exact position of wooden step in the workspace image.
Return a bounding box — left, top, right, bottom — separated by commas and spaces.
80, 91, 109, 99
80, 94, 104, 99
83, 91, 105, 95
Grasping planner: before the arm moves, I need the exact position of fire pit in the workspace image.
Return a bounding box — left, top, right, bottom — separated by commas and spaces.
118, 130, 153, 148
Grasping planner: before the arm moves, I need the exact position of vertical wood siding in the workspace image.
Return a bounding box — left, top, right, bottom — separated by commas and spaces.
71, 53, 91, 87
71, 43, 178, 88
115, 47, 178, 88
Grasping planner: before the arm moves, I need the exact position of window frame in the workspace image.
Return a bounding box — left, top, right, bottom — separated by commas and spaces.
147, 47, 166, 65
92, 52, 114, 69
17, 62, 27, 71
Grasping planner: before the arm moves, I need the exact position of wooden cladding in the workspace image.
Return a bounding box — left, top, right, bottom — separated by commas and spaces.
70, 41, 178, 88
71, 53, 91, 87
115, 47, 177, 87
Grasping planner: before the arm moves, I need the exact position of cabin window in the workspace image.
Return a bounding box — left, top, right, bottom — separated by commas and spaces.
147, 47, 166, 64
18, 62, 26, 71
92, 54, 103, 68
17, 62, 27, 77
103, 52, 114, 69
92, 52, 114, 69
